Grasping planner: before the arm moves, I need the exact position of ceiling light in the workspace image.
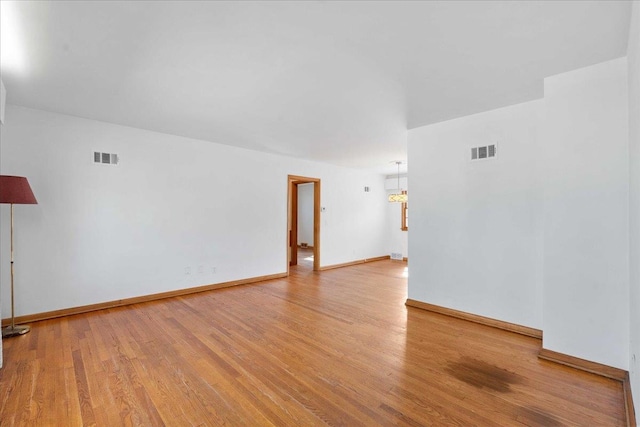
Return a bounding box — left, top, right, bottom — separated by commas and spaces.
388, 161, 407, 203
1, 1, 26, 74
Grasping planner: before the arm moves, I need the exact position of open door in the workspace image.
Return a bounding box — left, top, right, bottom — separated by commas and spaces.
287, 175, 320, 273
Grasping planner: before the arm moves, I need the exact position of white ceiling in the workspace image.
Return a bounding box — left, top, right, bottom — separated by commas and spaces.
0, 1, 632, 174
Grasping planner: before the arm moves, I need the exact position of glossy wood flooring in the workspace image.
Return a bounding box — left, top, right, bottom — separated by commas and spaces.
296, 246, 315, 269
0, 260, 626, 426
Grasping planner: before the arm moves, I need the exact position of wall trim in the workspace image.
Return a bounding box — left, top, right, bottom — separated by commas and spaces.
405, 299, 543, 339
538, 348, 635, 426
1, 272, 287, 327
624, 374, 637, 427
319, 256, 390, 271
538, 348, 627, 380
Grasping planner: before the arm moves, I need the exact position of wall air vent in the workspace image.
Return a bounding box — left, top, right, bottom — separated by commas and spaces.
470, 144, 497, 161
94, 151, 119, 165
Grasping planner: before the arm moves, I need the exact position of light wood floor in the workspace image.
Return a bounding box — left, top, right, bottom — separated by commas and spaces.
296, 246, 315, 270
0, 260, 626, 426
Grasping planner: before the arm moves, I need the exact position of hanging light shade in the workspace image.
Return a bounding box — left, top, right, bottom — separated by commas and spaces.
388, 161, 407, 203
388, 192, 408, 203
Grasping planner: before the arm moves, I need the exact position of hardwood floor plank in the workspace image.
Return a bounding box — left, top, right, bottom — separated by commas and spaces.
0, 260, 628, 426
72, 349, 97, 426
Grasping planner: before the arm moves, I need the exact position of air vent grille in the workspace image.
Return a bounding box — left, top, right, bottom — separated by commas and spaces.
94, 151, 119, 165
470, 144, 497, 161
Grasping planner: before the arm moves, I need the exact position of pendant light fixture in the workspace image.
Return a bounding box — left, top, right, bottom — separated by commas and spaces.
388, 161, 408, 203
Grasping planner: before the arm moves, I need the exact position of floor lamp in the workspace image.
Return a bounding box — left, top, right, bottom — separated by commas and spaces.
0, 175, 37, 338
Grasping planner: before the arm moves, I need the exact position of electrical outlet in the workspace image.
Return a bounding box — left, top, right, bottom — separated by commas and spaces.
211, 267, 216, 274
185, 267, 191, 275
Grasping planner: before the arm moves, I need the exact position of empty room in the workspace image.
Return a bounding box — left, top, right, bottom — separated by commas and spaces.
1, 1, 639, 425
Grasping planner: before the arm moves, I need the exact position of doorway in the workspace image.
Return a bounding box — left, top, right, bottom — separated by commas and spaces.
287, 175, 320, 273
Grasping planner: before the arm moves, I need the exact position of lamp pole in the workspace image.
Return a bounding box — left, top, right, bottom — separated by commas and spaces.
2, 203, 30, 337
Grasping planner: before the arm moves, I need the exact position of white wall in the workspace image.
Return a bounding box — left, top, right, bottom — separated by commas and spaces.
0, 79, 5, 125
408, 56, 631, 373
408, 100, 544, 329
627, 0, 640, 413
0, 105, 389, 317
297, 183, 314, 246
387, 202, 408, 259
542, 58, 629, 370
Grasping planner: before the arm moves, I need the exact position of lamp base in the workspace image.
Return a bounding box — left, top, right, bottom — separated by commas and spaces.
2, 324, 30, 338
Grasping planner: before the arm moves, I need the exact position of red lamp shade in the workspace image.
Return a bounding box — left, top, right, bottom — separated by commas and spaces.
0, 175, 38, 204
